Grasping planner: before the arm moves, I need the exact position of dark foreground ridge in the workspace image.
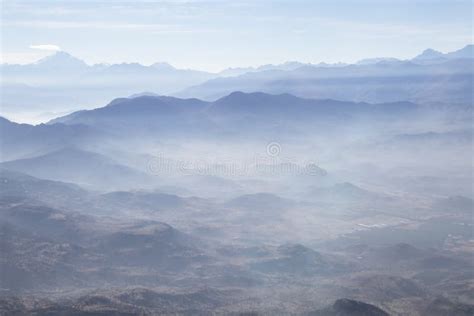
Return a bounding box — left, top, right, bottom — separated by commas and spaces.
1, 292, 392, 316
307, 299, 390, 316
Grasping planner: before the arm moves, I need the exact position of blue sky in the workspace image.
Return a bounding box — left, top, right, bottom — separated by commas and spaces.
1, 0, 472, 71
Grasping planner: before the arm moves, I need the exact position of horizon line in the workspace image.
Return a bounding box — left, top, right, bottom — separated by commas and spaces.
1, 43, 472, 73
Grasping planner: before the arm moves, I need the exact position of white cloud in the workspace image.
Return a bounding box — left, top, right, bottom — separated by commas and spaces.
29, 44, 62, 51
0, 52, 49, 65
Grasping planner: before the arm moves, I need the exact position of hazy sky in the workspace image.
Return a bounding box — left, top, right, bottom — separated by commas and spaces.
1, 0, 472, 71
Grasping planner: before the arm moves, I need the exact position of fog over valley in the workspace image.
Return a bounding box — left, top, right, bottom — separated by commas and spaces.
0, 1, 473, 315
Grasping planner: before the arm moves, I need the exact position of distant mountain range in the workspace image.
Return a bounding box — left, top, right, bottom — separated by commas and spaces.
47, 91, 418, 142
0, 51, 215, 120
0, 90, 430, 163
1, 45, 472, 122
356, 45, 473, 66
413, 44, 473, 62
3, 44, 471, 75
177, 47, 473, 105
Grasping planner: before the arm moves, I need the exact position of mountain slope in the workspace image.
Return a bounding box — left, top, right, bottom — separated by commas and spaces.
0, 116, 97, 161
0, 169, 90, 209
1, 148, 156, 190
